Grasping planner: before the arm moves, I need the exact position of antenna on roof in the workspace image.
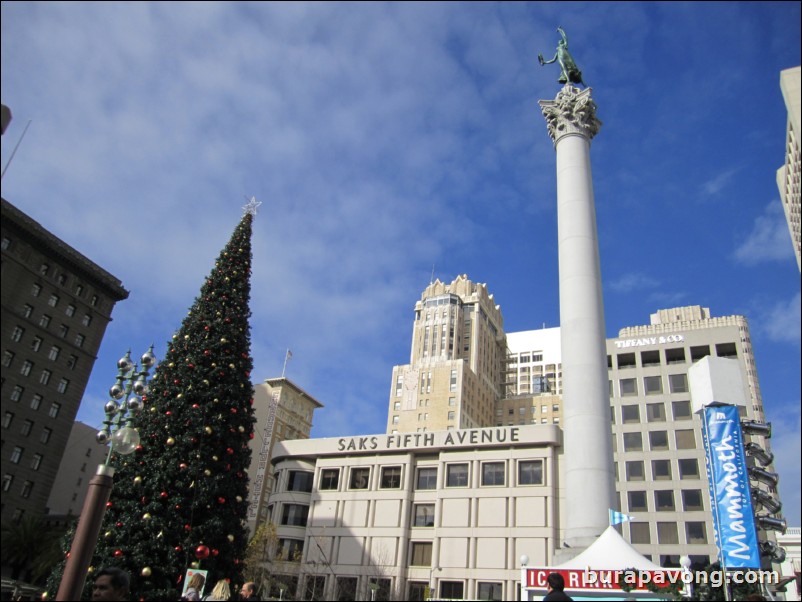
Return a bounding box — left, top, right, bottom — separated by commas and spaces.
430, 264, 435, 285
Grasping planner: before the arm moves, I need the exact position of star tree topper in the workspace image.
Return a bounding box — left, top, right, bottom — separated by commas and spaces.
242, 196, 262, 216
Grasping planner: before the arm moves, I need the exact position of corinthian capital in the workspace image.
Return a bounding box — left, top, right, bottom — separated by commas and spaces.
538, 85, 602, 143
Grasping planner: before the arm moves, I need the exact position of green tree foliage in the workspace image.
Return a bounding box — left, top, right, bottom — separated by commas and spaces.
47, 208, 257, 600
1, 515, 69, 585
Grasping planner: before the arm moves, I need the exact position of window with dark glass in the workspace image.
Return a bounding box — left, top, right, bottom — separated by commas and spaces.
349, 467, 370, 489
655, 490, 675, 511
649, 431, 669, 450
682, 489, 704, 511
518, 460, 544, 485
621, 405, 640, 423
413, 504, 435, 527
410, 542, 432, 566
628, 490, 648, 512
623, 432, 643, 452
672, 400, 692, 421
477, 583, 503, 601
281, 504, 309, 527
446, 463, 469, 487
644, 376, 663, 395
416, 467, 437, 490
652, 459, 671, 480
287, 470, 313, 492
646, 403, 665, 422
320, 468, 339, 490
380, 466, 402, 489
626, 461, 645, 481
481, 462, 505, 486
678, 458, 699, 479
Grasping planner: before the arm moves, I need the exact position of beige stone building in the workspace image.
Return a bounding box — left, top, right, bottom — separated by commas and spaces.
777, 66, 801, 271
386, 275, 506, 434
245, 377, 324, 535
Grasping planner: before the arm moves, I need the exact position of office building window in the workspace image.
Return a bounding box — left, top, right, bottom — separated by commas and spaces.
477, 582, 503, 602
48, 294, 59, 307
277, 538, 304, 561
30, 453, 43, 471
380, 466, 402, 489
21, 481, 33, 499
40, 370, 52, 385
2, 474, 13, 492
652, 459, 671, 480
657, 522, 679, 544
628, 490, 648, 512
518, 460, 544, 485
686, 522, 708, 544
11, 446, 23, 464
82, 314, 92, 327
626, 461, 645, 481
623, 432, 643, 452
682, 489, 704, 511
11, 326, 24, 342
10, 386, 24, 402
49, 346, 61, 361
65, 304, 76, 317
630, 522, 651, 544
23, 304, 34, 318
280, 504, 309, 527
20, 420, 33, 437
31, 337, 42, 352
75, 334, 85, 347
3, 412, 14, 428
668, 373, 688, 393
287, 470, 313, 493
481, 462, 505, 486
413, 504, 435, 527
21, 361, 33, 376
617, 353, 636, 369
672, 400, 692, 421
678, 458, 700, 479
40, 427, 52, 444
349, 467, 370, 490
446, 463, 469, 487
59, 324, 69, 338
57, 378, 70, 394
31, 283, 42, 297
649, 431, 669, 450
646, 403, 665, 422
410, 542, 432, 566
655, 490, 675, 511
416, 467, 437, 490
440, 582, 464, 600
644, 376, 663, 395
621, 405, 640, 423
620, 378, 637, 396
39, 314, 51, 328
675, 429, 696, 449
2, 351, 14, 367
30, 395, 42, 410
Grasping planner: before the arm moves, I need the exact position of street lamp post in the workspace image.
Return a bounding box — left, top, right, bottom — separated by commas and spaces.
55, 348, 157, 601
428, 566, 441, 601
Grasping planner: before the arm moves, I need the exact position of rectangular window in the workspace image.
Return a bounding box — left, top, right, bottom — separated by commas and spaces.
621, 405, 640, 423
380, 466, 402, 489
30, 453, 43, 471
623, 432, 643, 452
657, 522, 679, 544
446, 463, 469, 487
30, 395, 43, 410
644, 376, 663, 395
617, 353, 636, 369
641, 350, 660, 367
278, 538, 304, 561
39, 314, 51, 328
2, 474, 12, 492
32, 283, 42, 296
349, 467, 370, 490
59, 324, 69, 338
477, 583, 502, 602
416, 467, 437, 490
410, 542, 432, 566
21, 481, 33, 499
75, 334, 85, 347
620, 378, 637, 396
440, 582, 464, 600
682, 489, 704, 511
628, 490, 648, 512
11, 447, 23, 464
668, 373, 688, 393
287, 470, 313, 493
481, 462, 505, 486
49, 346, 61, 361
678, 458, 699, 479
66, 304, 76, 317
665, 347, 685, 364
40, 427, 52, 444
2, 351, 13, 367
652, 459, 671, 480
10, 386, 24, 402
82, 314, 92, 327
626, 461, 645, 481
646, 403, 666, 422
57, 378, 70, 394
675, 429, 696, 449
3, 412, 14, 428
40, 370, 52, 385
518, 460, 544, 485
11, 326, 24, 342
686, 522, 708, 544
21, 420, 33, 436
21, 360, 33, 376
630, 522, 650, 543
413, 504, 435, 527
655, 490, 675, 511
31, 337, 42, 352
672, 400, 692, 420
23, 304, 34, 318
281, 504, 309, 527
649, 431, 669, 451
48, 294, 59, 307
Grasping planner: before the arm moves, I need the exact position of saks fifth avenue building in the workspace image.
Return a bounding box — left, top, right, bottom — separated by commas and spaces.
266, 425, 560, 601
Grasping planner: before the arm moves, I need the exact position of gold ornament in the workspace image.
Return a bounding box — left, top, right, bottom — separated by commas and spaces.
166, 438, 175, 446
191, 561, 200, 569
205, 426, 213, 434
134, 476, 142, 485
143, 513, 152, 520
204, 469, 212, 476
238, 426, 245, 432
177, 393, 183, 399
104, 531, 112, 538
141, 567, 152, 577
220, 338, 227, 343
227, 534, 235, 542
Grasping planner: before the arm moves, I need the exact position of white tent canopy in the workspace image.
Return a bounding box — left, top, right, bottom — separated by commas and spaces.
553, 525, 665, 571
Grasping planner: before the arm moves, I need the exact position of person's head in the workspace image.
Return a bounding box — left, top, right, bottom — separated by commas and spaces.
92, 567, 130, 601
547, 572, 565, 592
240, 582, 256, 598
187, 572, 206, 591
212, 580, 231, 599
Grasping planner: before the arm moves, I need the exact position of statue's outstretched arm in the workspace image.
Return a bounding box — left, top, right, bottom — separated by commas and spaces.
539, 52, 558, 66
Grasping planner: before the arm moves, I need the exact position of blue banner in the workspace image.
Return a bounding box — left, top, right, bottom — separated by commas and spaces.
701, 404, 761, 568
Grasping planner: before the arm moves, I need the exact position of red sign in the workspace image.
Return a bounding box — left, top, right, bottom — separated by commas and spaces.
524, 568, 684, 592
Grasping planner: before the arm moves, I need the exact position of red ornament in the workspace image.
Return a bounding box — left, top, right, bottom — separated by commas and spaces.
218, 497, 226, 505
106, 501, 113, 508
195, 545, 210, 559
114, 549, 123, 557
175, 545, 183, 552
160, 491, 168, 499
116, 522, 123, 528
179, 463, 188, 470
211, 549, 219, 557
136, 444, 144, 452
230, 408, 237, 414
226, 448, 234, 455
165, 411, 172, 416
192, 404, 200, 409
184, 524, 192, 531
204, 350, 211, 356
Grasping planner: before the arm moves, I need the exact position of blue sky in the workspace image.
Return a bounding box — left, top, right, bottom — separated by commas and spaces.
2, 2, 799, 526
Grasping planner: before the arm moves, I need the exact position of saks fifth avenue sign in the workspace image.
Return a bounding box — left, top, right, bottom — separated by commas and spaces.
324, 424, 559, 455
614, 334, 684, 349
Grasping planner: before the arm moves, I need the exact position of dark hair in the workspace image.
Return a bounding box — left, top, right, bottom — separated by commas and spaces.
547, 572, 565, 591
96, 567, 130, 591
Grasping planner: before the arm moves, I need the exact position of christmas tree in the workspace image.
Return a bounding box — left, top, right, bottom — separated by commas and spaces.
47, 200, 260, 601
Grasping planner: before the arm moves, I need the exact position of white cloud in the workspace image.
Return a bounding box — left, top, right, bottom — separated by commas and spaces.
608, 272, 660, 293
769, 401, 801, 528
761, 292, 802, 344
734, 202, 795, 266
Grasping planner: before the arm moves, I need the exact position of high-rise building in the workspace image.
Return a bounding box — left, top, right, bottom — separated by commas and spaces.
386, 275, 506, 434
1, 197, 128, 526
777, 66, 801, 271
246, 377, 323, 535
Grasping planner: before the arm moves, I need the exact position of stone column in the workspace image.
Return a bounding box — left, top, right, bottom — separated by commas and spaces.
539, 85, 615, 553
